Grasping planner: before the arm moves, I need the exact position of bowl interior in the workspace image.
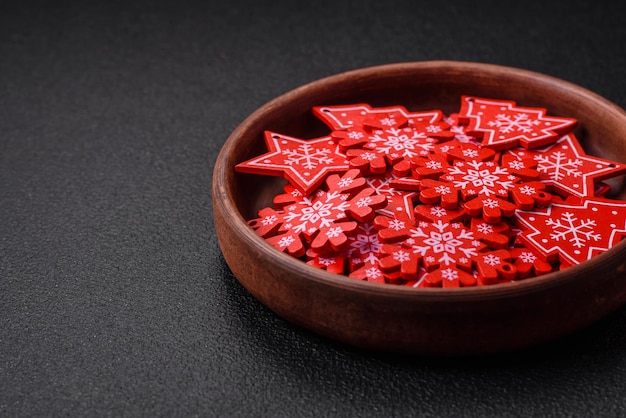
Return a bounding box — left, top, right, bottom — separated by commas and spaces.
226, 61, 626, 226
213, 61, 626, 354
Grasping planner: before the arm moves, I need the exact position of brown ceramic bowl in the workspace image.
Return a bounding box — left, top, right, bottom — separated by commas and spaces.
212, 61, 626, 356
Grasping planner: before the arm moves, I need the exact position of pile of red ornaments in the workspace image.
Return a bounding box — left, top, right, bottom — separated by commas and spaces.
235, 96, 626, 287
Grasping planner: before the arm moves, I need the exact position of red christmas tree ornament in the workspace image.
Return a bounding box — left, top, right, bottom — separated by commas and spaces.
313, 103, 443, 132
515, 197, 626, 266
459, 96, 577, 150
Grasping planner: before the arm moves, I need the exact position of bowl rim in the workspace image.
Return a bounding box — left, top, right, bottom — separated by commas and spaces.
213, 60, 626, 302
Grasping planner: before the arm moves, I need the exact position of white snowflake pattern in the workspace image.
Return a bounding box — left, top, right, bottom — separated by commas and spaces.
349, 224, 381, 265
325, 226, 344, 238
369, 128, 431, 159
380, 117, 396, 126
448, 160, 515, 197
518, 185, 536, 195
441, 268, 459, 281
535, 151, 583, 180
348, 131, 364, 139
430, 206, 447, 217
487, 113, 540, 133
426, 160, 443, 170
546, 211, 601, 248
476, 223, 494, 234
483, 199, 500, 209
426, 125, 442, 133
338, 177, 354, 188
262, 214, 278, 226
365, 267, 383, 279
283, 192, 350, 234
278, 235, 295, 248
482, 254, 501, 266
507, 159, 526, 170
356, 197, 372, 208
462, 149, 479, 158
360, 152, 378, 161
434, 185, 451, 195
393, 250, 411, 262
283, 144, 334, 169
388, 219, 406, 231
410, 220, 479, 266
518, 251, 537, 263
319, 257, 336, 266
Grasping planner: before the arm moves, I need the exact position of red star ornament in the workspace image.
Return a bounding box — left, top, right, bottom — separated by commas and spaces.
235, 131, 350, 195
515, 197, 626, 266
506, 133, 626, 198
459, 96, 577, 150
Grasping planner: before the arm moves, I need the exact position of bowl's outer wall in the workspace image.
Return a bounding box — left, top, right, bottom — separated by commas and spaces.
213, 61, 626, 355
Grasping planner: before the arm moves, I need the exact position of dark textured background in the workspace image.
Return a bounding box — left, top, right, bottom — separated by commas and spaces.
2, 0, 626, 416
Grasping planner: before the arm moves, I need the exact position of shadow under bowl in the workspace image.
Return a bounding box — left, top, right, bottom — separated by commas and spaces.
213, 61, 626, 356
